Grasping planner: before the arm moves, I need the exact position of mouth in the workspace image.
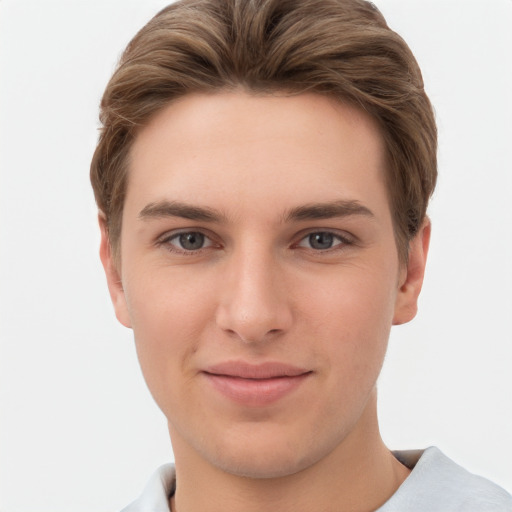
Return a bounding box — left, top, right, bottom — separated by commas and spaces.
202, 361, 312, 406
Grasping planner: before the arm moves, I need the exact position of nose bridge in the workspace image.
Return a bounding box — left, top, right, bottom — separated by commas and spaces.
216, 240, 292, 342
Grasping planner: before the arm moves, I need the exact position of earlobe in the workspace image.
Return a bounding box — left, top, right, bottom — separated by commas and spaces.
392, 219, 431, 326
98, 214, 132, 328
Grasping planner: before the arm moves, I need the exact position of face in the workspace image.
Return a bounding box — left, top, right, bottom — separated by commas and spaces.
101, 91, 429, 479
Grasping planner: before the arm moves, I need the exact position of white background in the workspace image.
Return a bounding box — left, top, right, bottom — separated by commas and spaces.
1, 1, 511, 510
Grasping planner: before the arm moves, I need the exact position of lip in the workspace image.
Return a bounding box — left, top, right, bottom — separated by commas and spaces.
202, 361, 312, 407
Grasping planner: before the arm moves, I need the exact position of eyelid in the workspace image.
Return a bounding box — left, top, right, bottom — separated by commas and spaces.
156, 228, 220, 254
154, 227, 356, 254
294, 229, 356, 250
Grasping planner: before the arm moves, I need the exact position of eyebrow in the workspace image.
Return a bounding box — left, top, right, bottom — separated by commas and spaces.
138, 199, 374, 223
138, 200, 224, 222
284, 200, 375, 222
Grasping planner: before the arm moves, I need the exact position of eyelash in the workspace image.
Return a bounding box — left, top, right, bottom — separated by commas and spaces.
156, 230, 218, 255
156, 229, 355, 255
294, 231, 355, 252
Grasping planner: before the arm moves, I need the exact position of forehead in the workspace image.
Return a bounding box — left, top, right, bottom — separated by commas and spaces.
126, 91, 389, 219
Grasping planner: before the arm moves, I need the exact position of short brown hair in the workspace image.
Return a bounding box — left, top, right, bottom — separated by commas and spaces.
90, 0, 437, 263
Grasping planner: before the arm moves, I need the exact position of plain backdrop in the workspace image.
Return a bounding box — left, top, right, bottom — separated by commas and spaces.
1, 1, 511, 510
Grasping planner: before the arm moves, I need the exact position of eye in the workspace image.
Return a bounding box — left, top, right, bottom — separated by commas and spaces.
165, 231, 214, 252
297, 231, 349, 250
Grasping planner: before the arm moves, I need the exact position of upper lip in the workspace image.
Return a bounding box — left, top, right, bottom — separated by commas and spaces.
203, 361, 311, 379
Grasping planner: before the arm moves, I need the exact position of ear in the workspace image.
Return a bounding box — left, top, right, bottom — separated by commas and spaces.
392, 219, 431, 325
98, 214, 132, 328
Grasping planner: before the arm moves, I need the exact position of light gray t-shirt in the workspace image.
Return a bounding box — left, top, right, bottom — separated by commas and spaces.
121, 447, 512, 511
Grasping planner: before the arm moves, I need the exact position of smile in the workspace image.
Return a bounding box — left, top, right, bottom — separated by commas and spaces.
202, 361, 312, 407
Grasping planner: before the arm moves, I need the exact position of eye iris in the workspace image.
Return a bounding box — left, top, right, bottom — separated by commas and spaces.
179, 232, 205, 250
309, 232, 334, 250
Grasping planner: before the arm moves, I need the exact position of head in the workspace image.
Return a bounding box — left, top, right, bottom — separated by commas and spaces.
91, 0, 436, 482
90, 0, 437, 267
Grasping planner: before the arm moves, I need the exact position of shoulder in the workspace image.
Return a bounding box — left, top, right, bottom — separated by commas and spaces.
378, 447, 512, 511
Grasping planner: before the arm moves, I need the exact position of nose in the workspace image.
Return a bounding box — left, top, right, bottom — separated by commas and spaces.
215, 246, 293, 344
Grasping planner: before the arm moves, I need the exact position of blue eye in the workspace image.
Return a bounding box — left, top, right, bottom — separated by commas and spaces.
298, 232, 347, 250
168, 232, 212, 251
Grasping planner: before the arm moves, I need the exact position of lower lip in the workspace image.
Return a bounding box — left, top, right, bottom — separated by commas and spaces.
203, 373, 311, 407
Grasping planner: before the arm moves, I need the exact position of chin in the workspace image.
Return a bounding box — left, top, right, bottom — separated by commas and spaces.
203, 428, 338, 480
214, 450, 314, 479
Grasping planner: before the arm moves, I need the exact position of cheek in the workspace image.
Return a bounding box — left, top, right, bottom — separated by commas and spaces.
122, 269, 215, 405
301, 265, 397, 379
124, 263, 215, 333
303, 260, 398, 329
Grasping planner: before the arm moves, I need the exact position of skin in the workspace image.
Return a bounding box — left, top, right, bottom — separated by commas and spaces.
100, 91, 430, 512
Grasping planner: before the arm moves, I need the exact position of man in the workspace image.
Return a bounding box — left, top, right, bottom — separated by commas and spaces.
90, 0, 512, 510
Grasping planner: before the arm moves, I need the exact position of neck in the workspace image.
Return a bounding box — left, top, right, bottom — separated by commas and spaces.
170, 392, 409, 512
